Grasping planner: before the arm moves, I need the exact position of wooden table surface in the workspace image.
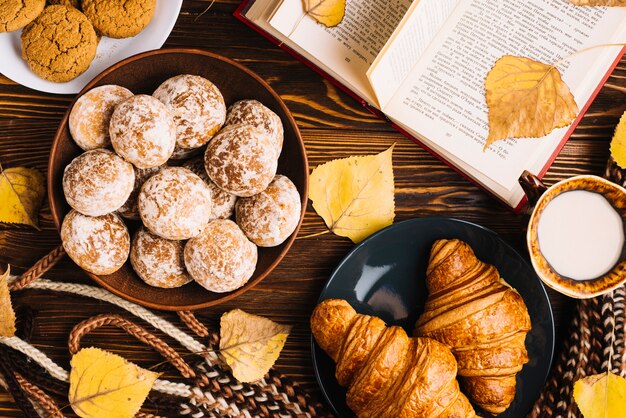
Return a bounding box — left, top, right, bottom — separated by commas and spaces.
1, 1, 625, 416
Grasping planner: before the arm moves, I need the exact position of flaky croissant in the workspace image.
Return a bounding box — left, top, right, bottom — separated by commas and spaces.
414, 239, 531, 415
311, 299, 477, 418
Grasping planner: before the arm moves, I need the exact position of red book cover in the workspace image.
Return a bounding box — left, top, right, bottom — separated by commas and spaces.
234, 0, 626, 213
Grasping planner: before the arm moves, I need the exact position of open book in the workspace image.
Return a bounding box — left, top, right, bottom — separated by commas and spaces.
235, 0, 626, 211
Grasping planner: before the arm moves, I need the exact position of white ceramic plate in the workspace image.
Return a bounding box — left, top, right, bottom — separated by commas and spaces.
0, 0, 182, 94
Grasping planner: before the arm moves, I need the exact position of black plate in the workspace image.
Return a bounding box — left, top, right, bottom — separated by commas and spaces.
312, 217, 555, 417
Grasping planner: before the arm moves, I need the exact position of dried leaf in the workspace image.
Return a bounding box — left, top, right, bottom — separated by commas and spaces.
69, 347, 160, 418
0, 165, 45, 229
0, 266, 15, 337
220, 309, 290, 383
303, 0, 346, 27
574, 371, 626, 418
309, 145, 395, 243
484, 55, 579, 149
610, 112, 626, 169
569, 0, 626, 5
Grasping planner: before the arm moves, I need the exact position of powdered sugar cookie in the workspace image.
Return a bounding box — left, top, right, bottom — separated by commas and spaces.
69, 85, 133, 151
184, 219, 257, 293
130, 227, 191, 289
138, 167, 212, 240
63, 149, 134, 216
61, 210, 130, 275
110, 94, 176, 168
153, 74, 226, 150
225, 99, 283, 156
204, 124, 277, 197
236, 175, 301, 247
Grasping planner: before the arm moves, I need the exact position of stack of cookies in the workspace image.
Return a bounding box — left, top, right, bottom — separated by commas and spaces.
60, 74, 302, 294
1, 0, 156, 82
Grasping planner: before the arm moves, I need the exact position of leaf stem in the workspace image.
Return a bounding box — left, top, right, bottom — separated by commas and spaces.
194, 0, 215, 22
552, 43, 626, 68
296, 230, 330, 239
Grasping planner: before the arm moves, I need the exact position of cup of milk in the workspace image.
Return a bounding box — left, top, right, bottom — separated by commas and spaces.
521, 172, 626, 298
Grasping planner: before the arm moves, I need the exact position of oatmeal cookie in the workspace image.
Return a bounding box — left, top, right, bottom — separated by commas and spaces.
0, 0, 45, 33
21, 5, 97, 82
82, 0, 155, 38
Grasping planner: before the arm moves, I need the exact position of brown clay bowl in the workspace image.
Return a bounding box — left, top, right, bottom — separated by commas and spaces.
48, 48, 308, 311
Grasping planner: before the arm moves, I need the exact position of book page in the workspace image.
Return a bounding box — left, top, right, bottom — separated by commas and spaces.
367, 0, 461, 108
269, 0, 410, 107
383, 0, 626, 191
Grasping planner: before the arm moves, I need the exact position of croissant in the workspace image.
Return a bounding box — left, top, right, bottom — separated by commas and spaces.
414, 239, 531, 415
311, 299, 477, 418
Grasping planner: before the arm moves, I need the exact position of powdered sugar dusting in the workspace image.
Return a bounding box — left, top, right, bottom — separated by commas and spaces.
153, 74, 226, 149
110, 94, 176, 168
138, 167, 212, 240
63, 149, 135, 216
184, 219, 257, 293
130, 227, 191, 288
118, 164, 166, 220
69, 85, 133, 151
183, 157, 237, 220
204, 124, 278, 197
61, 210, 130, 275
225, 99, 283, 156
236, 175, 301, 247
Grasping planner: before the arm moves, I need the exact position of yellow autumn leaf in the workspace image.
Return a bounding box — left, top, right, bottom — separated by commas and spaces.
484, 55, 579, 150
610, 112, 626, 169
309, 145, 395, 244
69, 347, 160, 418
220, 309, 290, 383
574, 371, 626, 418
0, 266, 15, 337
303, 0, 346, 27
569, 0, 626, 5
0, 165, 45, 229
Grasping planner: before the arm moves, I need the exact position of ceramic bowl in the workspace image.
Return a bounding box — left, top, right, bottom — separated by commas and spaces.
48, 48, 308, 310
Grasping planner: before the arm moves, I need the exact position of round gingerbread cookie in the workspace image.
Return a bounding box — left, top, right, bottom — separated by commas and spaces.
82, 0, 155, 38
183, 157, 237, 220
130, 227, 191, 289
48, 0, 80, 9
184, 219, 257, 293
204, 124, 278, 197
69, 85, 133, 151
153, 74, 226, 150
61, 210, 130, 275
110, 94, 176, 169
117, 164, 164, 220
236, 175, 301, 247
63, 149, 135, 217
138, 167, 212, 240
0, 0, 45, 33
21, 6, 97, 82
225, 99, 283, 156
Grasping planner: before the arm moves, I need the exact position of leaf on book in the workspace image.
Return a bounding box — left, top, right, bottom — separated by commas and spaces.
569, 0, 626, 5
484, 55, 579, 150
573, 371, 626, 418
69, 347, 160, 418
0, 165, 45, 229
0, 266, 16, 337
303, 0, 346, 27
610, 112, 626, 169
220, 309, 291, 383
309, 145, 395, 243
